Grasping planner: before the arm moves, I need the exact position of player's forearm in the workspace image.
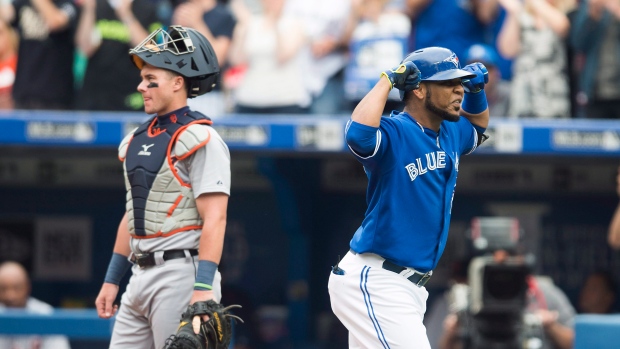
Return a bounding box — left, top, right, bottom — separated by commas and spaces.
461, 107, 489, 129
196, 193, 229, 264
461, 87, 490, 129
351, 78, 391, 128
198, 216, 226, 264
192, 214, 225, 295
608, 203, 620, 249
113, 213, 132, 256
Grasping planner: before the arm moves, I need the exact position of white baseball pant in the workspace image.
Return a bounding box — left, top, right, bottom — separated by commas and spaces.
328, 251, 431, 349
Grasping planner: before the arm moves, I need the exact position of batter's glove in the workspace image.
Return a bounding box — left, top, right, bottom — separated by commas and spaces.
461, 62, 489, 94
381, 61, 421, 91
162, 300, 243, 349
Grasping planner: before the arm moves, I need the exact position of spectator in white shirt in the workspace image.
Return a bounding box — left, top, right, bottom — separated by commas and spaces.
0, 261, 71, 349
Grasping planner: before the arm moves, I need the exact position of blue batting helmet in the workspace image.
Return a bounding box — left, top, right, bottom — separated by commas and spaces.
399, 47, 475, 100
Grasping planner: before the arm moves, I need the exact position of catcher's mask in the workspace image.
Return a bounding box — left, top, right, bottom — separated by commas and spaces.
129, 25, 220, 98
399, 47, 476, 101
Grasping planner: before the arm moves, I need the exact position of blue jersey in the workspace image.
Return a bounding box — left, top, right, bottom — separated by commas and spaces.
347, 111, 479, 272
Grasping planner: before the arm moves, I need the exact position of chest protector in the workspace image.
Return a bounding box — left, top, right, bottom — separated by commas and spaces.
118, 110, 213, 238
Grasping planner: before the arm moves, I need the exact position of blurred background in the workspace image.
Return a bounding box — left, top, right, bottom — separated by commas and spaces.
1, 0, 620, 348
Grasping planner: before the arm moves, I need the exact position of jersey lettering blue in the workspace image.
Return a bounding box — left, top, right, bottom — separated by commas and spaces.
347, 111, 477, 272
404, 151, 447, 181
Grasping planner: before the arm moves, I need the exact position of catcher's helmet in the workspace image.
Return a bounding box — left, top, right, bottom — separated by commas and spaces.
129, 25, 220, 98
399, 47, 475, 100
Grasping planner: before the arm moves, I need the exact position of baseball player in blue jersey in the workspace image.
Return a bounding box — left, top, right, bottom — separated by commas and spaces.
94, 26, 232, 348
328, 47, 490, 348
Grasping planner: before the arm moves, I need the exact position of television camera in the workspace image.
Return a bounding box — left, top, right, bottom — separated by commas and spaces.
448, 217, 547, 349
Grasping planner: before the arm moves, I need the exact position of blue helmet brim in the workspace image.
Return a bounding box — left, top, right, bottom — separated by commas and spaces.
424, 69, 476, 81
399, 68, 476, 100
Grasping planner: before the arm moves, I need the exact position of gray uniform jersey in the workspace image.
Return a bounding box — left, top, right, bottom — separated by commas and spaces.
130, 126, 231, 254
111, 125, 230, 349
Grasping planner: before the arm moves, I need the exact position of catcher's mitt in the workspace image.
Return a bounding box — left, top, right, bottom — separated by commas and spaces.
163, 300, 243, 349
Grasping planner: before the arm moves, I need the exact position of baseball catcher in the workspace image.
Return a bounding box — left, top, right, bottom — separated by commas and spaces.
163, 300, 243, 349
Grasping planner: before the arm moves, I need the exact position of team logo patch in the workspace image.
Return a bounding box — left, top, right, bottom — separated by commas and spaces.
443, 53, 459, 68
138, 144, 155, 156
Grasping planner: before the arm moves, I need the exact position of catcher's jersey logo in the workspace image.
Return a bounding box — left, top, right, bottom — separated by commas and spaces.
138, 144, 155, 156
405, 151, 446, 181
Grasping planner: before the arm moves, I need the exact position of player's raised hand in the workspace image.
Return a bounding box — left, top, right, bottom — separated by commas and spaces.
461, 62, 488, 94
381, 61, 421, 91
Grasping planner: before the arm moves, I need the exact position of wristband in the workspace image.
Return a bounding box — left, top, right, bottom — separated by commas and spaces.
194, 260, 218, 291
461, 90, 488, 115
104, 252, 132, 285
194, 282, 213, 290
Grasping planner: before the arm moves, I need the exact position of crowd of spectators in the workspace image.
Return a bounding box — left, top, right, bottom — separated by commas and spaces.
0, 0, 617, 119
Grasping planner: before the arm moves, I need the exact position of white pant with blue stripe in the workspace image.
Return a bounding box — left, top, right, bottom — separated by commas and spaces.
328, 251, 431, 349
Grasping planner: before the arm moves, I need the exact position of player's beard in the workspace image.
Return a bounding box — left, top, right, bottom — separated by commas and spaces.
425, 89, 460, 122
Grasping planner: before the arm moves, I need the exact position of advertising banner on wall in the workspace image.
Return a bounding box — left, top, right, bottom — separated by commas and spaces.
33, 217, 92, 281
0, 216, 93, 281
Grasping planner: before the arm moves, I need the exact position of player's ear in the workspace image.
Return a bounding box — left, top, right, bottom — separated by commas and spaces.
412, 84, 426, 100
172, 75, 185, 93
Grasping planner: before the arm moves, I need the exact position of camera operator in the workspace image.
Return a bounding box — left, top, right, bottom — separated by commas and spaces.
440, 249, 575, 349
439, 218, 576, 349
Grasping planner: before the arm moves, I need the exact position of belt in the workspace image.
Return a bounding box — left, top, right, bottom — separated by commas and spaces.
134, 249, 198, 269
382, 259, 432, 287
349, 249, 432, 287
